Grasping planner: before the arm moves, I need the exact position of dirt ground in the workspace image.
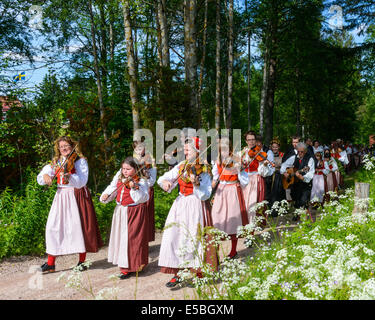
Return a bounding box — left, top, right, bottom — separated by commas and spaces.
0, 213, 304, 301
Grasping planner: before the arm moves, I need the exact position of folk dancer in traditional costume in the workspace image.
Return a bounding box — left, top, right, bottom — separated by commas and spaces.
37, 136, 103, 273
157, 137, 216, 288
266, 138, 286, 216
280, 142, 315, 222
210, 137, 249, 260
310, 151, 329, 207
133, 140, 157, 243
100, 157, 149, 279
330, 141, 348, 188
241, 131, 274, 226
323, 147, 339, 196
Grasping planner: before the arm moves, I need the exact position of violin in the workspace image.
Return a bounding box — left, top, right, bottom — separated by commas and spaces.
247, 145, 268, 162
179, 158, 203, 186
243, 146, 275, 169
122, 174, 141, 190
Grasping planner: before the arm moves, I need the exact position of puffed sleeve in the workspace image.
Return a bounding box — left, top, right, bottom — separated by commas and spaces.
147, 167, 157, 188
339, 151, 349, 165
69, 158, 89, 189
193, 172, 212, 201
37, 164, 54, 186
239, 169, 249, 187
211, 162, 219, 181
303, 157, 315, 183
99, 169, 121, 203
157, 162, 181, 193
130, 179, 149, 204
258, 160, 273, 177
322, 161, 330, 176
330, 158, 338, 171
280, 155, 295, 174
266, 150, 276, 175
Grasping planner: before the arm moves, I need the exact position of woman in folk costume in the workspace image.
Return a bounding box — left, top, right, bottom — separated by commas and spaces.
133, 140, 157, 243
330, 141, 348, 188
240, 131, 274, 224
211, 136, 249, 259
323, 148, 339, 193
37, 136, 103, 273
100, 157, 149, 279
310, 151, 329, 206
266, 138, 286, 216
157, 137, 216, 288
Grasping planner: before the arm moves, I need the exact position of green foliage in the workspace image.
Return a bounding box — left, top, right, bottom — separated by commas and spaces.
154, 185, 178, 231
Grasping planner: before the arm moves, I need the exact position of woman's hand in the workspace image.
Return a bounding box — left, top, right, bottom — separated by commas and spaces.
43, 174, 53, 186
101, 194, 109, 201
162, 180, 172, 192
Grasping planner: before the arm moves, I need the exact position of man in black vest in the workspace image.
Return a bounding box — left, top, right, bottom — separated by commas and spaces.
280, 142, 315, 221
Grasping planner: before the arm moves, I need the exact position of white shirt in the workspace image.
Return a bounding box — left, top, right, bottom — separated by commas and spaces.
157, 161, 212, 201
37, 157, 89, 189
280, 155, 315, 184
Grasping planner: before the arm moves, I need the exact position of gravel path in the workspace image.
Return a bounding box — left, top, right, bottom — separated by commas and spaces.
0, 212, 305, 300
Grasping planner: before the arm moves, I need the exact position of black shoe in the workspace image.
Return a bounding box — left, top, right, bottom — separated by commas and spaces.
228, 252, 238, 259
118, 272, 132, 280
76, 262, 88, 271
166, 276, 180, 288
38, 262, 55, 273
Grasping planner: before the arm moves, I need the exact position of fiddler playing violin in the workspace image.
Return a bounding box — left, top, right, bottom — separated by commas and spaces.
157, 136, 218, 288
36, 136, 103, 274
210, 136, 249, 260
240, 131, 274, 227
99, 157, 150, 280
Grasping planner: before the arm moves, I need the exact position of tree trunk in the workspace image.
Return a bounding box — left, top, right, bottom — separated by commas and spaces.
197, 0, 208, 128
215, 0, 221, 131
184, 0, 198, 126
353, 182, 370, 216
88, 0, 109, 170
122, 0, 139, 133
158, 0, 170, 67
246, 0, 251, 130
259, 47, 269, 137
226, 0, 233, 130
295, 68, 301, 136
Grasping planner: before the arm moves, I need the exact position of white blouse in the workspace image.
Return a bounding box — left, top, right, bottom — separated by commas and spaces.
99, 173, 149, 206
280, 155, 315, 184
37, 157, 89, 189
211, 162, 249, 187
157, 161, 212, 201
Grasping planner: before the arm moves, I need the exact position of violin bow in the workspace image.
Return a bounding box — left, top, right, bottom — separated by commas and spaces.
46, 143, 78, 188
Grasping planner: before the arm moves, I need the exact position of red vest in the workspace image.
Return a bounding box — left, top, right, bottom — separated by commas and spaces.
217, 163, 239, 182
55, 166, 76, 184
177, 163, 194, 196
116, 180, 135, 206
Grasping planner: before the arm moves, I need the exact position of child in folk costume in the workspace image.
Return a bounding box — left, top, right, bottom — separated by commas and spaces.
323, 148, 339, 193
37, 136, 103, 273
133, 140, 157, 243
310, 151, 329, 206
211, 137, 249, 259
157, 137, 215, 288
100, 157, 149, 279
240, 131, 274, 224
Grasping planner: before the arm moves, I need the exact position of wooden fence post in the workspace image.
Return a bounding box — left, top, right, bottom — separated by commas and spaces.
352, 182, 370, 216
